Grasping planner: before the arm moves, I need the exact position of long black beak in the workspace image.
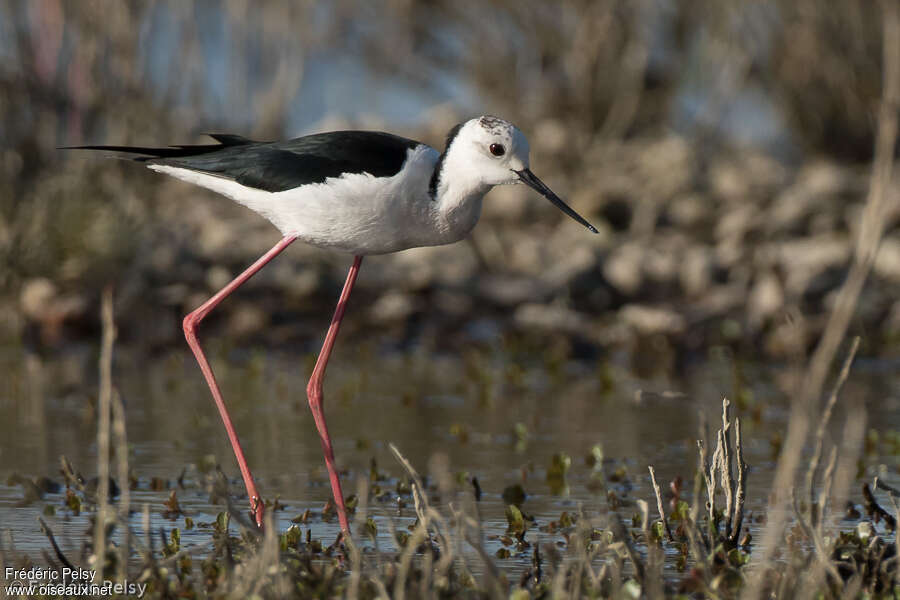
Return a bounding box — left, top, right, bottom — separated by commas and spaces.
516, 169, 598, 233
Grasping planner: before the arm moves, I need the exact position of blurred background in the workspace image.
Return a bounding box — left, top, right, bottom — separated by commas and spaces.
2, 0, 899, 368
2, 0, 900, 569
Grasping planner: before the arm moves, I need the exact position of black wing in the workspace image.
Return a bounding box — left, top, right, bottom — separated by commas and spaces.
65, 131, 422, 192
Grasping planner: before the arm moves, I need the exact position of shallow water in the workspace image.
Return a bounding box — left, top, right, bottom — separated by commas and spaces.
1, 340, 899, 576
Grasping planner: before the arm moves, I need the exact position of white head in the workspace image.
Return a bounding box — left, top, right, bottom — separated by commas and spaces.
434, 116, 597, 233
447, 116, 530, 185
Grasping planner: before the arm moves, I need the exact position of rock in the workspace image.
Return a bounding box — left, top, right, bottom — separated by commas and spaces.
206, 265, 233, 292
513, 303, 593, 336
667, 193, 711, 229
618, 304, 686, 335
603, 242, 644, 296
643, 237, 683, 287
540, 245, 598, 289
192, 207, 240, 256
741, 151, 789, 193
775, 234, 850, 297
370, 291, 419, 323
149, 241, 178, 272
885, 300, 900, 335
226, 302, 268, 338
157, 283, 190, 306
874, 237, 900, 283
284, 267, 321, 298
716, 204, 759, 243
693, 284, 747, 319
19, 277, 87, 344
714, 238, 746, 270
506, 234, 548, 274
709, 159, 751, 201
266, 261, 321, 298
478, 275, 547, 306
432, 290, 473, 316
679, 246, 713, 297
748, 271, 784, 328
185, 292, 211, 315
20, 278, 57, 320
481, 183, 531, 222
764, 314, 809, 358
637, 135, 694, 198
769, 162, 851, 232
709, 151, 787, 202
386, 245, 477, 290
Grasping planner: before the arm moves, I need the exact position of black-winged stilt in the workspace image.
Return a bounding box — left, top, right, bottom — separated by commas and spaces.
68, 116, 598, 534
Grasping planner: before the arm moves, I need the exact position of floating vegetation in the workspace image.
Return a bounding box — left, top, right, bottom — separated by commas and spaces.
6, 396, 900, 600
545, 453, 571, 496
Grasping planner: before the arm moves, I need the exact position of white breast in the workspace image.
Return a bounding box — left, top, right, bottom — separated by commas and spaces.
149, 145, 477, 255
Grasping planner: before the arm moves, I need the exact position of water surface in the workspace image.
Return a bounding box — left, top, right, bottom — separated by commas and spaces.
2, 341, 898, 575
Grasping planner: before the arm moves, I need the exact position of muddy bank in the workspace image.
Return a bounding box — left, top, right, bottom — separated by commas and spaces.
5, 128, 898, 367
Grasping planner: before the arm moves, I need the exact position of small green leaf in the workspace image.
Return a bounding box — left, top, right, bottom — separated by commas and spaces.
281, 524, 301, 550
547, 453, 571, 495
727, 548, 749, 566
364, 517, 377, 540
505, 505, 526, 534
64, 489, 81, 514
449, 423, 469, 443
672, 500, 690, 521
215, 511, 229, 534
622, 580, 641, 599
513, 423, 529, 453
291, 509, 311, 523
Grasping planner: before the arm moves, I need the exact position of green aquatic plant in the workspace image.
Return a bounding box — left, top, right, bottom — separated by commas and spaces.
546, 452, 571, 495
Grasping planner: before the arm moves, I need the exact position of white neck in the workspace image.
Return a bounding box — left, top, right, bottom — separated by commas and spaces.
432, 151, 491, 239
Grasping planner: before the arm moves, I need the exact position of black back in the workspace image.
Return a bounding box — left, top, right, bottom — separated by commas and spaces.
66, 131, 421, 192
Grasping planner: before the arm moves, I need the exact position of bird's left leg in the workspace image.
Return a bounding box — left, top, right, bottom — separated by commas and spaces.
183, 235, 298, 528
306, 255, 363, 535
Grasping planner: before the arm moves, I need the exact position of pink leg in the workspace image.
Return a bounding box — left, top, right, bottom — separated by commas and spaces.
183, 235, 297, 528
307, 255, 363, 534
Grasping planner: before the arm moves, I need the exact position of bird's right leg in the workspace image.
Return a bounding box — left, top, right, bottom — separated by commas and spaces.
182, 235, 297, 528
306, 255, 363, 535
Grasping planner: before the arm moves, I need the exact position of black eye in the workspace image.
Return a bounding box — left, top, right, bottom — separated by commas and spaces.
489, 143, 505, 157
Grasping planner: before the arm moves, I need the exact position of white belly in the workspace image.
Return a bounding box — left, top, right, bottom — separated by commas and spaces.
148, 146, 480, 255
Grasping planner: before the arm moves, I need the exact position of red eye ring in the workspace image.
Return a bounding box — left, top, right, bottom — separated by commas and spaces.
489, 143, 505, 157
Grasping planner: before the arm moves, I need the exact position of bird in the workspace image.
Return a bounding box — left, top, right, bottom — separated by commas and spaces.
66, 115, 598, 535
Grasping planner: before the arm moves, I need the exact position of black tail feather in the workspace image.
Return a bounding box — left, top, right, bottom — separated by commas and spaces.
205, 133, 253, 146
60, 134, 256, 161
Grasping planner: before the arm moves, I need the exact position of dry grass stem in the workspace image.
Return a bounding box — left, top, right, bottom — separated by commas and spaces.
112, 390, 129, 582
92, 285, 115, 583
37, 517, 75, 571
648, 466, 674, 542
749, 1, 900, 590
729, 418, 747, 546
806, 336, 860, 520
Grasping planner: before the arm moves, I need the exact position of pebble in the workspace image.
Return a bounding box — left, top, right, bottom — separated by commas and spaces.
618, 304, 686, 335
